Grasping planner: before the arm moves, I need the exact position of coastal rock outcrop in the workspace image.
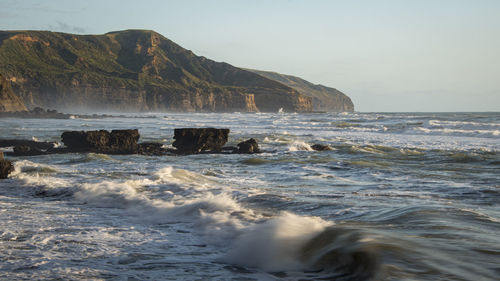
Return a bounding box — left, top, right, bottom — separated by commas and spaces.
61, 129, 140, 154
173, 128, 229, 154
0, 152, 13, 179
247, 69, 354, 112
0, 74, 27, 112
1, 128, 265, 157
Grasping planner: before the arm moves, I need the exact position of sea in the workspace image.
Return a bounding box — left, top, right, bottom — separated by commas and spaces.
0, 112, 499, 281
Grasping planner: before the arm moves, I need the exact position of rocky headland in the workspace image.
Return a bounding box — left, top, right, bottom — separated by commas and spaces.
247, 69, 354, 112
0, 29, 319, 113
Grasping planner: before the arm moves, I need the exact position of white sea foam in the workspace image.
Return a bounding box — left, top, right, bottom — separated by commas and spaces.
58, 166, 262, 244
288, 141, 313, 151
11, 160, 71, 188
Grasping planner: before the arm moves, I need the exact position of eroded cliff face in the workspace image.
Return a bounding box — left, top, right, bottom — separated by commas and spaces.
0, 74, 27, 112
0, 30, 310, 113
247, 69, 354, 112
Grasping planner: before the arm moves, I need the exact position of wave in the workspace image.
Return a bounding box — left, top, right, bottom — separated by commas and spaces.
415, 127, 500, 137
10, 163, 384, 278
224, 213, 380, 279
64, 153, 115, 164
224, 212, 333, 271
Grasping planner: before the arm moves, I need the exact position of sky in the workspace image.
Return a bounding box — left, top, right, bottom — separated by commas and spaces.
1, 0, 499, 112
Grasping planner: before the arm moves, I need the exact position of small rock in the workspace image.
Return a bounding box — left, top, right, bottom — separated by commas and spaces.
237, 138, 260, 153
138, 142, 166, 156
311, 144, 333, 151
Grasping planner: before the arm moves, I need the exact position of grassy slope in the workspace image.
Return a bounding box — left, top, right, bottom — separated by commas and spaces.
0, 30, 287, 94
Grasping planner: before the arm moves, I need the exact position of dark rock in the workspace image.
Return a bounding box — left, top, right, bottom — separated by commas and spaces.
221, 146, 239, 153
61, 129, 140, 154
109, 130, 140, 154
138, 142, 167, 156
173, 128, 229, 154
311, 144, 333, 151
0, 152, 13, 179
13, 145, 45, 156
45, 147, 70, 154
237, 138, 260, 154
0, 107, 113, 119
61, 130, 107, 152
0, 139, 56, 150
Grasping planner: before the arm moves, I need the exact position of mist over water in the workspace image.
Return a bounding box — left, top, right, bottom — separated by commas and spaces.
0, 112, 499, 280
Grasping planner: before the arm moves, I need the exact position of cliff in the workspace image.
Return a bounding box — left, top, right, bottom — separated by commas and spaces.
247, 69, 354, 112
0, 73, 27, 112
0, 30, 311, 113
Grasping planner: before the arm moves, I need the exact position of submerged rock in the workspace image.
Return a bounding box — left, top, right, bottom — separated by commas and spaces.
0, 152, 13, 179
138, 142, 168, 156
311, 144, 333, 151
237, 138, 260, 154
0, 139, 56, 150
61, 129, 140, 154
13, 145, 45, 156
173, 128, 229, 154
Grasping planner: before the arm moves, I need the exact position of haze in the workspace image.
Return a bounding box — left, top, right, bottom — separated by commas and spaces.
1, 0, 498, 112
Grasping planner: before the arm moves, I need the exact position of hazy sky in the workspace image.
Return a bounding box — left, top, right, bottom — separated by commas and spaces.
1, 0, 499, 112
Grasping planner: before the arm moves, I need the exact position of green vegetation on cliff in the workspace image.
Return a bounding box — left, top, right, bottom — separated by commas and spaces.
247, 69, 354, 112
0, 29, 311, 112
0, 73, 27, 112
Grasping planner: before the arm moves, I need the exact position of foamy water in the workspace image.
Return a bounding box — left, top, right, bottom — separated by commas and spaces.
0, 112, 499, 280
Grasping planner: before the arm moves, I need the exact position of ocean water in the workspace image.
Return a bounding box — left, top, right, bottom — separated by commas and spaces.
0, 112, 499, 280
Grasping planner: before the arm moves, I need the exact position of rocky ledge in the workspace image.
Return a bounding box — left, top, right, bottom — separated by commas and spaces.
0, 128, 334, 179
0, 128, 264, 157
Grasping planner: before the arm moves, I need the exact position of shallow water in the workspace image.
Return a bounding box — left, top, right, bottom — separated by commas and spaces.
0, 112, 499, 280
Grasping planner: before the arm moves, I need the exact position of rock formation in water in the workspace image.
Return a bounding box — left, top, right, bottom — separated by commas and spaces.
0, 74, 27, 112
61, 129, 140, 154
247, 69, 354, 112
173, 128, 229, 154
0, 30, 312, 113
237, 138, 260, 154
0, 152, 14, 179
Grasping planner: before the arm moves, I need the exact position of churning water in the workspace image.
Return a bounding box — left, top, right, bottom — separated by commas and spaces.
0, 112, 499, 280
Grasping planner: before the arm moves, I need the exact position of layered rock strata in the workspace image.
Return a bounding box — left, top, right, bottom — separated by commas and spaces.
0, 74, 27, 112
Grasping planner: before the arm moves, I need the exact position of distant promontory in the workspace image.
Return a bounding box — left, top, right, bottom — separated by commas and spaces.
0, 29, 353, 113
